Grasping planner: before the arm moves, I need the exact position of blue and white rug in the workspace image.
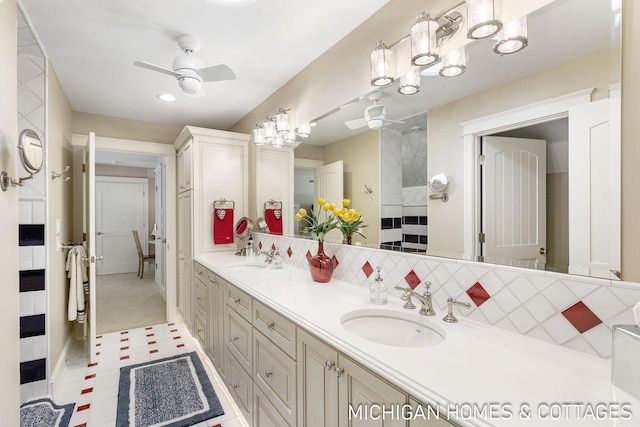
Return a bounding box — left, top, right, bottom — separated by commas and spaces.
116, 352, 224, 427
20, 398, 74, 427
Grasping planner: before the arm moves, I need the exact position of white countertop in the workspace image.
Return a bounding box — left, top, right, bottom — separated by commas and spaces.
196, 252, 640, 427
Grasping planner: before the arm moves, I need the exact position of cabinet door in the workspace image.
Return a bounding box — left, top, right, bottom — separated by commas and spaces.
297, 328, 339, 427
177, 140, 192, 192
338, 356, 407, 427
180, 256, 193, 330
408, 398, 459, 427
254, 386, 291, 427
213, 274, 227, 377
226, 307, 252, 374
178, 191, 192, 258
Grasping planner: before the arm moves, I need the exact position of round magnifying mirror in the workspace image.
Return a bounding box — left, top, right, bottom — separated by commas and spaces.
18, 129, 44, 174
429, 173, 449, 193
234, 217, 255, 239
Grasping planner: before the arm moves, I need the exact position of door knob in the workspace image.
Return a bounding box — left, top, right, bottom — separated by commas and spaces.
96, 231, 104, 235
539, 248, 547, 255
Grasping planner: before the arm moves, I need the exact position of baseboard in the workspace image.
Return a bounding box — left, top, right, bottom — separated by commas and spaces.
49, 332, 75, 400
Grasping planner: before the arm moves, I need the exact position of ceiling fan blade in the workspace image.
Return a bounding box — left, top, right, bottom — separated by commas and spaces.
345, 118, 368, 130
197, 64, 236, 82
384, 119, 406, 124
134, 61, 181, 77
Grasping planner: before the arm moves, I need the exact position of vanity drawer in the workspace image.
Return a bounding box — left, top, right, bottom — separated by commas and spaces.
253, 330, 297, 425
226, 350, 253, 422
226, 307, 252, 374
194, 262, 207, 281
227, 284, 252, 321
195, 278, 207, 312
253, 299, 296, 359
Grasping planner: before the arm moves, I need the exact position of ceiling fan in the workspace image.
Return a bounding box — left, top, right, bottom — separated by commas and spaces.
134, 34, 236, 95
344, 93, 405, 130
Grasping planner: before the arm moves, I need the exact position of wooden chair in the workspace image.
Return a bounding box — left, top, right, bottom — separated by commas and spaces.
132, 229, 155, 279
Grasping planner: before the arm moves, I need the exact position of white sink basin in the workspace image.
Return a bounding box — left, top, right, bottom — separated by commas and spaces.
224, 261, 267, 271
340, 309, 446, 348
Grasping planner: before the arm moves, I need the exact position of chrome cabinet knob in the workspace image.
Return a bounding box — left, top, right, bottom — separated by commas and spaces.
325, 360, 336, 370
266, 321, 275, 330
264, 370, 273, 378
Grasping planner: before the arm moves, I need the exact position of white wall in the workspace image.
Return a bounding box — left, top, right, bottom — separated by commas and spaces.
0, 0, 21, 423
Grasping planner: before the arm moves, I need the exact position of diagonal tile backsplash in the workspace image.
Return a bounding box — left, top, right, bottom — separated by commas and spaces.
255, 233, 640, 359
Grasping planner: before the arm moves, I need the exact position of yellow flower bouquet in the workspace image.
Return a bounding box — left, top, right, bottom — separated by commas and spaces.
335, 198, 367, 245
294, 197, 340, 242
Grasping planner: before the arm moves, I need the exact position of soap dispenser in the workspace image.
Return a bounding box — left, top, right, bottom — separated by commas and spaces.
370, 267, 388, 305
272, 246, 283, 269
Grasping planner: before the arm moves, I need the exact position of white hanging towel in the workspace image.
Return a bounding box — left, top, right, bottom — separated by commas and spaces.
66, 246, 88, 323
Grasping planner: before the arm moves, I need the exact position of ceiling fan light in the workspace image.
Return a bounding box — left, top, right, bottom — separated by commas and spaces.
410, 13, 439, 67
178, 77, 202, 94
398, 69, 421, 95
297, 122, 311, 138
467, 0, 502, 39
370, 41, 395, 87
439, 47, 466, 78
493, 17, 528, 55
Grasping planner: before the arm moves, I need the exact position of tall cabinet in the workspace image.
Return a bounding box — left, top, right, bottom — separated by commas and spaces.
175, 126, 249, 331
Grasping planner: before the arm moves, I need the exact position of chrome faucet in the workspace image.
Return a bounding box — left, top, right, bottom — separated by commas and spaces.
394, 284, 435, 316
442, 297, 471, 323
260, 249, 275, 264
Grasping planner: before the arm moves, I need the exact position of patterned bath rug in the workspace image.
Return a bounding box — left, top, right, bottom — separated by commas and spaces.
20, 398, 75, 427
116, 351, 224, 427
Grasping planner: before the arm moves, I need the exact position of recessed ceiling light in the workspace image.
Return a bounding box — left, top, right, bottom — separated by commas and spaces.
204, 0, 257, 6
157, 93, 176, 102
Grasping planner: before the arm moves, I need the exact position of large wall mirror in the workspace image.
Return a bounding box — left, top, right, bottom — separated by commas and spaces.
292, 0, 622, 280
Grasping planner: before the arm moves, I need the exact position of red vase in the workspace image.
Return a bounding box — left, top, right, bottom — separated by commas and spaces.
309, 240, 334, 283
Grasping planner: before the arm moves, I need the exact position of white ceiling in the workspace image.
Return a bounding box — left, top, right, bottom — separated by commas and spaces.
20, 0, 389, 130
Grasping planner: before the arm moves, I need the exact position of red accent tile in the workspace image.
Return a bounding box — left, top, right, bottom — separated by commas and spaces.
173, 336, 181, 340
177, 343, 185, 348
404, 270, 421, 289
145, 327, 152, 330
96, 352, 100, 356
148, 341, 157, 345
120, 355, 129, 360
306, 250, 312, 261
271, 243, 276, 250
562, 301, 602, 333
258, 241, 263, 250
120, 331, 128, 335
146, 333, 154, 337
96, 335, 102, 339
211, 424, 222, 427
87, 362, 97, 368
120, 346, 129, 351
287, 247, 293, 258
150, 349, 158, 354
77, 404, 90, 412
168, 322, 175, 326
96, 343, 101, 347
331, 256, 339, 269
73, 423, 87, 427
362, 261, 374, 278
170, 329, 178, 333
84, 374, 95, 380
467, 282, 491, 307
81, 387, 93, 395
121, 338, 129, 342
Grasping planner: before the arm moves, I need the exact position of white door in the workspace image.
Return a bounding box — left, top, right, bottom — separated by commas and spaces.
483, 136, 547, 268
154, 162, 165, 293
568, 98, 620, 279
86, 132, 98, 363
95, 177, 148, 275
314, 161, 343, 243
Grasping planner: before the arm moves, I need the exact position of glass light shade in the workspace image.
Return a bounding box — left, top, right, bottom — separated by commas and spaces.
272, 135, 284, 148
263, 120, 277, 141
398, 69, 421, 95
297, 122, 311, 138
275, 111, 290, 135
253, 127, 265, 145
284, 129, 296, 143
467, 0, 502, 39
410, 13, 439, 66
370, 41, 395, 86
439, 47, 466, 78
493, 17, 528, 55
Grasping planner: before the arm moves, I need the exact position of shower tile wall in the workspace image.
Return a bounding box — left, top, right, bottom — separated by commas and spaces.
380, 128, 403, 250
18, 9, 48, 403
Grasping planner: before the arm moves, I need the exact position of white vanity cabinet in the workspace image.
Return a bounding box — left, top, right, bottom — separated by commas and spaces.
177, 190, 192, 329
177, 140, 192, 193
297, 328, 407, 427
193, 262, 208, 346
207, 269, 226, 380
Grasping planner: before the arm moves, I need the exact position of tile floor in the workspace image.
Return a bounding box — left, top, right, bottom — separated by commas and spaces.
55, 322, 249, 427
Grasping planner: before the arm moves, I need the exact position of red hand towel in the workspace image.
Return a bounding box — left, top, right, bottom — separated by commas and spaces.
213, 208, 234, 244
265, 208, 283, 235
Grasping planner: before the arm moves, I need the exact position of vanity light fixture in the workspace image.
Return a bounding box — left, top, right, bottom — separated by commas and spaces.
398, 69, 421, 95
439, 47, 466, 77
467, 0, 502, 39
274, 108, 291, 135
252, 125, 266, 145
262, 119, 277, 142
253, 108, 298, 146
410, 12, 439, 66
493, 16, 528, 55
370, 41, 395, 86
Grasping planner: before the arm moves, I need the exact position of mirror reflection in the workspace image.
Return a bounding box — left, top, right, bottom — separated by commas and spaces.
292, 0, 621, 279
